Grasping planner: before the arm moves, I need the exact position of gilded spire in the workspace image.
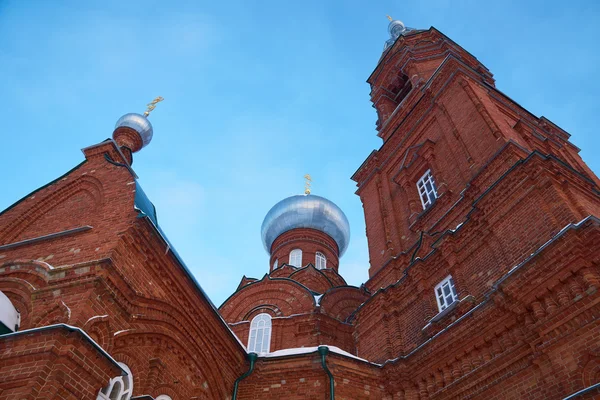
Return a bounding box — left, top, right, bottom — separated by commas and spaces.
304, 174, 312, 195
143, 96, 165, 117
387, 15, 393, 21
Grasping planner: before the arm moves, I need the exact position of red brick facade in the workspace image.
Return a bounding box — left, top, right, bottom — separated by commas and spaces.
2, 25, 600, 400
0, 140, 246, 399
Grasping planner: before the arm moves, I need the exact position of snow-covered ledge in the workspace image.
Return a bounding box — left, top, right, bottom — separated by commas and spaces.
0, 290, 20, 334
422, 295, 477, 333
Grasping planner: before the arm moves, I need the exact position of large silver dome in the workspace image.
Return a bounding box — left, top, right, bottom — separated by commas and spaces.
114, 113, 154, 148
261, 195, 351, 256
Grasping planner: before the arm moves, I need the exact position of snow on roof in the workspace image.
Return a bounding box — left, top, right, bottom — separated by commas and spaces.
263, 345, 379, 365
314, 294, 323, 306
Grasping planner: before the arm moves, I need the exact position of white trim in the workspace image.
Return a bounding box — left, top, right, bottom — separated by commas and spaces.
248, 313, 272, 354
289, 249, 302, 268
97, 362, 133, 400
0, 290, 20, 332
315, 252, 327, 270
417, 169, 438, 210
434, 275, 458, 312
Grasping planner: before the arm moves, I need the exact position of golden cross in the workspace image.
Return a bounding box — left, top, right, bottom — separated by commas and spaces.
143, 96, 165, 117
387, 15, 393, 21
304, 174, 312, 195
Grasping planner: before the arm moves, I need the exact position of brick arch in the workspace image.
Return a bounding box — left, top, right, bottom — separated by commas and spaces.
582, 352, 600, 386
0, 259, 55, 289
219, 276, 316, 322
243, 304, 282, 321
270, 264, 297, 278
35, 300, 70, 326
289, 264, 334, 293
320, 268, 347, 287
153, 385, 179, 399
0, 174, 104, 244
83, 315, 112, 351
113, 330, 225, 400
108, 350, 143, 395
0, 278, 34, 329
320, 286, 371, 322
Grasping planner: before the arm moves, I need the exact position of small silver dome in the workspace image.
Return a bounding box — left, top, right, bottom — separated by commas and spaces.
261, 195, 351, 257
383, 19, 416, 51
388, 19, 406, 38
114, 113, 153, 148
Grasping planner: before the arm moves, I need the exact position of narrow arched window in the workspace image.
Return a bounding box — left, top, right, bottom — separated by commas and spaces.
248, 313, 271, 354
289, 249, 302, 267
273, 258, 278, 269
0, 290, 20, 334
97, 362, 133, 400
315, 252, 327, 270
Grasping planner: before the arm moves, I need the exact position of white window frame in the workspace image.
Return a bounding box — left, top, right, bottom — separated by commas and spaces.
315, 252, 327, 270
289, 249, 302, 268
417, 169, 438, 210
97, 362, 133, 400
434, 275, 458, 312
247, 313, 272, 354
0, 290, 20, 333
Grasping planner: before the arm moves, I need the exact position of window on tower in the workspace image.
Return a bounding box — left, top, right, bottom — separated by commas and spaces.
289, 249, 302, 267
273, 258, 278, 269
247, 313, 272, 354
315, 252, 327, 270
417, 169, 438, 210
435, 276, 458, 312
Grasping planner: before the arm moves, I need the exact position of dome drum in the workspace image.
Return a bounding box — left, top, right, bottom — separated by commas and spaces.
113, 113, 154, 153
269, 228, 340, 272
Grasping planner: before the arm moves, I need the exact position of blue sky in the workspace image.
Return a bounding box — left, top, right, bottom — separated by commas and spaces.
1, 0, 599, 306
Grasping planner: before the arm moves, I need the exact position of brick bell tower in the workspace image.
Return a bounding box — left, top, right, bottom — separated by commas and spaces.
347, 18, 600, 399
352, 18, 600, 289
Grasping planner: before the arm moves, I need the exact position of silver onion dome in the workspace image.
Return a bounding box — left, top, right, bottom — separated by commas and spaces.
383, 18, 416, 51
261, 195, 351, 257
114, 113, 154, 148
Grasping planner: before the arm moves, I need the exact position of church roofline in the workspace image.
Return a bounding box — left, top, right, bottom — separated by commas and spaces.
0, 323, 128, 375
0, 160, 87, 218
367, 26, 487, 84
261, 345, 381, 367
218, 272, 317, 310
288, 263, 336, 289
133, 182, 247, 354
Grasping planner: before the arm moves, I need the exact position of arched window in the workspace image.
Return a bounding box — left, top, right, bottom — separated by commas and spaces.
247, 313, 271, 354
289, 249, 302, 267
315, 252, 327, 270
0, 290, 20, 334
97, 362, 133, 400
156, 396, 172, 400
273, 258, 278, 270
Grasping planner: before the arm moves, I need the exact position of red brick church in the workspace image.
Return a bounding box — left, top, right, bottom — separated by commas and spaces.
1, 19, 599, 400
